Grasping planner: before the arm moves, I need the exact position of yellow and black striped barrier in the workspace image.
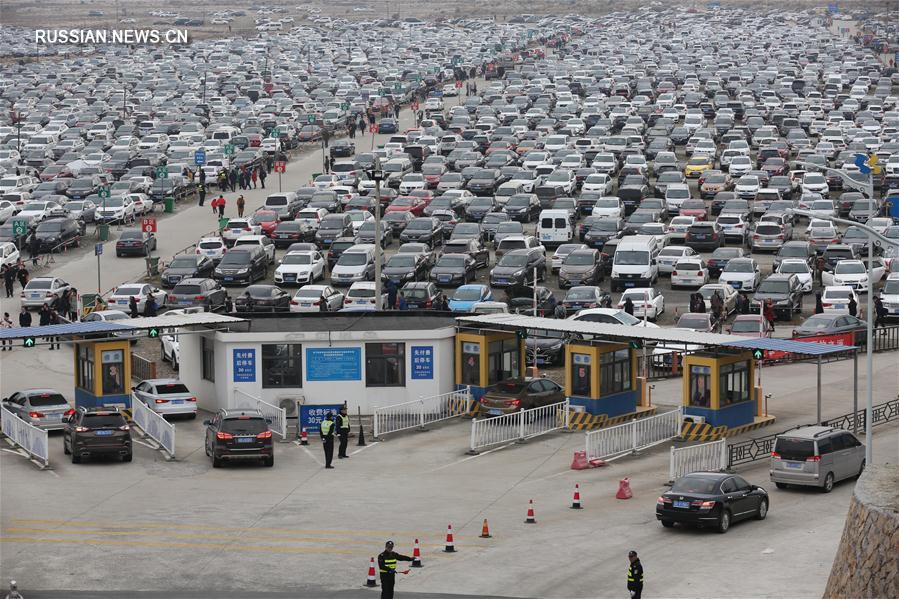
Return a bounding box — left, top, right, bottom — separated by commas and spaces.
680, 421, 728, 442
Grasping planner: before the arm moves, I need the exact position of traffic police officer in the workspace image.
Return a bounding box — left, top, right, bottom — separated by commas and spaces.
320, 412, 335, 469
627, 550, 644, 599
377, 540, 412, 599
337, 404, 351, 459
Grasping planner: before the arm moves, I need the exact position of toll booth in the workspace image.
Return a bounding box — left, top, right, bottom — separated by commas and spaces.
455, 330, 525, 400
682, 351, 757, 428
564, 342, 639, 417
73, 339, 132, 409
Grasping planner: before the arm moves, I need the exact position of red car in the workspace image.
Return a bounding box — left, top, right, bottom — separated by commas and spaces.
408, 189, 434, 206
385, 197, 426, 216
679, 199, 708, 219
252, 210, 281, 236
726, 314, 773, 338
762, 158, 788, 177
247, 133, 263, 148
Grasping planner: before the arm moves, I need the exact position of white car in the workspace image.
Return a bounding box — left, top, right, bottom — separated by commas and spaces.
106, 283, 166, 312
671, 257, 709, 288
698, 283, 738, 314
0, 241, 20, 268
718, 257, 761, 292
0, 199, 18, 223
126, 193, 154, 215
667, 216, 695, 239
344, 281, 388, 309
820, 286, 859, 314
345, 209, 373, 234
289, 284, 345, 312
195, 236, 227, 262
296, 208, 330, 232
616, 287, 665, 321
16, 200, 61, 223
880, 273, 899, 317
776, 258, 814, 293
551, 243, 587, 273
95, 196, 135, 223
398, 173, 426, 195
581, 174, 614, 195
865, 217, 893, 236
656, 245, 697, 275
590, 196, 623, 220
221, 218, 262, 245
131, 378, 197, 417
567, 307, 660, 328
20, 277, 71, 308
734, 175, 760, 199
822, 259, 884, 291
637, 222, 670, 248
274, 250, 325, 285
313, 173, 340, 189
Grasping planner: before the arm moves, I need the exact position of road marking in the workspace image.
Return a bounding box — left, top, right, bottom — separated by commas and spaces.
350, 441, 379, 455
1, 448, 27, 457
424, 442, 515, 473
0, 536, 368, 556
299, 445, 324, 466
132, 438, 157, 449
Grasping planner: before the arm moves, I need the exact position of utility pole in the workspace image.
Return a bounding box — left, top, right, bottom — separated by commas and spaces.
202, 71, 207, 104
369, 160, 385, 310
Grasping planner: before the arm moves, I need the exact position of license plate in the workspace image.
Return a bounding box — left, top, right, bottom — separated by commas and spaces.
624, 282, 635, 288
834, 304, 845, 310
237, 437, 254, 444
30, 293, 41, 298
785, 462, 803, 470
355, 300, 367, 305
731, 281, 742, 289
179, 300, 192, 305
673, 500, 690, 509
118, 300, 128, 304
488, 409, 503, 416
542, 234, 552, 240
224, 277, 234, 282
284, 275, 296, 281
893, 309, 899, 314
438, 276, 450, 282
171, 400, 184, 405
301, 302, 313, 307
95, 430, 113, 436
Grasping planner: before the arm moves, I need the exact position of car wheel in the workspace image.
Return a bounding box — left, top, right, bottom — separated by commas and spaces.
857, 459, 866, 478
172, 356, 179, 371
63, 438, 71, 454
821, 472, 834, 493
71, 453, 81, 464
755, 499, 768, 520
204, 441, 211, 457
122, 452, 133, 463
212, 453, 223, 468
264, 456, 274, 467
775, 482, 787, 490
717, 509, 731, 533
660, 520, 675, 528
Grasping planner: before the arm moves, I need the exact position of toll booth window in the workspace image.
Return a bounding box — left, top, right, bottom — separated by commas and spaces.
366, 343, 406, 387
571, 353, 592, 396
719, 361, 749, 406
488, 338, 520, 385
689, 365, 712, 408
461, 342, 481, 386
600, 349, 631, 396
76, 344, 94, 392
262, 344, 302, 388
100, 350, 124, 395
201, 336, 215, 382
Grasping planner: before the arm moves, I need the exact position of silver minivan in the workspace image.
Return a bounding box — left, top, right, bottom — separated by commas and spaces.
770, 426, 865, 492
330, 244, 376, 287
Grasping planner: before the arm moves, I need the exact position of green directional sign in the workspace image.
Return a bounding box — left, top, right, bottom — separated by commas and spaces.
340, 102, 350, 111
753, 349, 764, 360
270, 128, 280, 139
394, 82, 402, 91
155, 165, 169, 178
629, 340, 644, 350
148, 327, 160, 339
307, 114, 316, 124
452, 56, 462, 66
415, 75, 422, 82
11, 219, 27, 237
23, 336, 36, 348
516, 329, 528, 340
223, 143, 235, 156
97, 186, 110, 199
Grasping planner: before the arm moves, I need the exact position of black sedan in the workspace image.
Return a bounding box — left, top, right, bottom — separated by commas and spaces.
656, 472, 769, 533
116, 229, 156, 257
160, 255, 215, 288
430, 253, 477, 286
382, 253, 429, 286
233, 285, 291, 312
329, 139, 355, 158
506, 285, 557, 316
399, 282, 444, 309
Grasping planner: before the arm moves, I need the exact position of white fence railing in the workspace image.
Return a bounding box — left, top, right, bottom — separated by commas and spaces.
373, 386, 473, 439
234, 389, 287, 440
585, 407, 682, 462
669, 438, 728, 483
469, 399, 570, 454
131, 399, 176, 459
1, 405, 50, 467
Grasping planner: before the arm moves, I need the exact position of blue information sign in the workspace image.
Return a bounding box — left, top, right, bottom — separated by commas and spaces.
194, 149, 206, 166
299, 404, 344, 434
411, 346, 434, 380
94, 243, 103, 256
232, 348, 256, 382
305, 348, 361, 381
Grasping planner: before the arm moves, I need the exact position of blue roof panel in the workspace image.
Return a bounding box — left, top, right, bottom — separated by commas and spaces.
723, 337, 856, 356
0, 321, 134, 340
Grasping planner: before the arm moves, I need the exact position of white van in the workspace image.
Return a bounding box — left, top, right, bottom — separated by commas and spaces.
611, 235, 660, 292
210, 126, 240, 143
537, 209, 573, 247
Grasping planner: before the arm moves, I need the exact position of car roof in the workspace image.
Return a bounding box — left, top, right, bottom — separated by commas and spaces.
777, 426, 839, 440
220, 409, 264, 418
143, 378, 183, 385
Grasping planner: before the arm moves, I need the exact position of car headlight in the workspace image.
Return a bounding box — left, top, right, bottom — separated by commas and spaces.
513, 270, 525, 277
237, 268, 249, 274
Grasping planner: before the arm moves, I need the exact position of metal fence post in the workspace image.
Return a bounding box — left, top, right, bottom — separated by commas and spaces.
631, 420, 638, 454
668, 446, 675, 483
419, 398, 426, 431
518, 408, 525, 442
469, 418, 477, 454
720, 438, 728, 471
564, 399, 570, 430
373, 405, 380, 440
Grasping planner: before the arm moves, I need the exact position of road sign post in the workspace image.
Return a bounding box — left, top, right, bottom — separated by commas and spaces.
141, 218, 157, 233
94, 242, 103, 293
194, 149, 206, 166
274, 161, 286, 192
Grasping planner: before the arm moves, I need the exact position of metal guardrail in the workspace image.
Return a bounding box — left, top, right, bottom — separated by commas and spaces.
728, 398, 899, 468
469, 399, 569, 454
1, 405, 50, 468
131, 398, 176, 459
866, 325, 899, 353
585, 408, 682, 462
669, 439, 727, 483
233, 388, 287, 440
130, 353, 157, 382
373, 386, 472, 439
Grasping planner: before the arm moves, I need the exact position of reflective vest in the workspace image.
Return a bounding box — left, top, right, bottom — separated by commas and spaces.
627, 562, 644, 584
338, 414, 349, 429
380, 557, 397, 574
320, 420, 333, 436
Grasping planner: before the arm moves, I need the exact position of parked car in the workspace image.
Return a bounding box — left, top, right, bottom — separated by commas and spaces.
233, 284, 291, 312
478, 377, 566, 416
130, 379, 197, 418
115, 229, 156, 257
160, 255, 215, 288
203, 408, 274, 467
289, 285, 345, 312
167, 278, 228, 311
727, 315, 773, 338
770, 427, 865, 492
750, 274, 804, 318
616, 287, 665, 321
1, 389, 73, 430
792, 313, 867, 343
656, 472, 769, 533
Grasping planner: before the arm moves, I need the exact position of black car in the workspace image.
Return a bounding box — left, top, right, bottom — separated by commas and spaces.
160, 255, 214, 288
399, 217, 444, 248
706, 247, 747, 278
400, 282, 445, 309
430, 252, 477, 286
203, 409, 273, 467
383, 211, 415, 238
167, 278, 228, 311
116, 228, 156, 257
329, 139, 355, 158
66, 176, 99, 200
234, 284, 291, 312
34, 218, 81, 252
623, 209, 658, 236
149, 176, 192, 203
490, 248, 546, 288
685, 222, 723, 251
467, 168, 500, 196
272, 221, 313, 248
750, 273, 803, 319
443, 238, 490, 269
450, 222, 486, 244
584, 218, 623, 249
316, 214, 353, 247
214, 247, 268, 285
63, 407, 132, 463
503, 193, 541, 222
465, 196, 497, 222
774, 241, 815, 271
525, 329, 570, 365
382, 252, 429, 285
561, 285, 612, 315
326, 237, 357, 269
656, 472, 769, 533
482, 212, 510, 241
506, 285, 557, 316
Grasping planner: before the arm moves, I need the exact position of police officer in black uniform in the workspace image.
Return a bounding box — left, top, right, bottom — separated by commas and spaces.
337, 404, 350, 459
627, 549, 644, 599
377, 540, 412, 599
320, 411, 335, 469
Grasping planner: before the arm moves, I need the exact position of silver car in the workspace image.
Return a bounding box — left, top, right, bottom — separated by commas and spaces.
770, 426, 865, 492
21, 277, 71, 309
130, 379, 198, 418
2, 389, 73, 430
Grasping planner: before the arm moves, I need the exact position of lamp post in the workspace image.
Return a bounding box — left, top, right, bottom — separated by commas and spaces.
787, 207, 898, 466
367, 161, 385, 310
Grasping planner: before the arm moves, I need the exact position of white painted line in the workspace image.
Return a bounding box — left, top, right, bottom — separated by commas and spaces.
1, 448, 27, 457
300, 445, 324, 466
350, 441, 379, 456
133, 439, 157, 449
424, 443, 515, 473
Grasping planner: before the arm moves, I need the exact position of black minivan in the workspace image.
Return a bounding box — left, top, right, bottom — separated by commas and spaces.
204, 409, 273, 468
213, 247, 268, 285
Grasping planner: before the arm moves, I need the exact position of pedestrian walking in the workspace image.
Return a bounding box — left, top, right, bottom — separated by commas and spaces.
1, 312, 13, 351
848, 295, 858, 317
18, 306, 31, 328
57, 290, 71, 323
38, 304, 51, 347
320, 411, 336, 469
359, 117, 366, 136
627, 550, 644, 599
236, 194, 246, 218
764, 299, 776, 331
198, 168, 206, 185
259, 167, 266, 189
215, 195, 227, 218
735, 292, 749, 315
378, 540, 412, 599
386, 279, 398, 311
2, 263, 16, 298
328, 156, 336, 173
129, 296, 139, 318
68, 287, 79, 321
816, 255, 826, 286
49, 309, 61, 349
29, 233, 40, 266
874, 295, 887, 333
394, 103, 400, 119
229, 168, 239, 192
251, 168, 258, 189
814, 291, 824, 314
336, 404, 350, 459
623, 296, 634, 316
16, 261, 29, 289
144, 293, 158, 317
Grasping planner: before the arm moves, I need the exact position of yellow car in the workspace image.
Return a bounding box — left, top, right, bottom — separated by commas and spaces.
684, 156, 714, 178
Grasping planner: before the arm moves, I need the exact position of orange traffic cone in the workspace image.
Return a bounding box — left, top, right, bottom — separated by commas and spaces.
479, 518, 492, 538
299, 427, 308, 445
571, 483, 583, 509
443, 524, 455, 552
524, 499, 537, 524
411, 538, 423, 567
616, 477, 633, 500
364, 557, 378, 587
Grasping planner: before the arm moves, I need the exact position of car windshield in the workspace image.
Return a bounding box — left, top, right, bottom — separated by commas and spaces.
282, 254, 312, 265
731, 320, 761, 333
168, 257, 197, 268
254, 212, 277, 222
725, 261, 753, 273
172, 284, 202, 295
82, 413, 127, 428
499, 254, 528, 267
221, 417, 268, 435
116, 286, 145, 296
219, 251, 252, 266
676, 314, 710, 329
758, 280, 789, 294
565, 252, 595, 266
27, 393, 68, 407
438, 255, 467, 267
387, 255, 415, 268
801, 315, 837, 330
825, 289, 852, 300
337, 253, 368, 266
566, 288, 596, 300
779, 262, 808, 273
494, 380, 526, 394
453, 287, 483, 301
670, 475, 720, 494
155, 383, 191, 394
834, 262, 864, 274
402, 288, 430, 299
882, 280, 899, 294
614, 250, 648, 265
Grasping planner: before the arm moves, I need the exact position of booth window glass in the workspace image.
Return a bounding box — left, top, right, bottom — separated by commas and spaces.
461, 342, 481, 386
262, 344, 302, 388
366, 343, 405, 387
101, 350, 124, 395
488, 338, 520, 385
600, 349, 631, 396
689, 365, 712, 407
77, 344, 94, 391
202, 336, 215, 382
719, 362, 749, 406
571, 353, 592, 396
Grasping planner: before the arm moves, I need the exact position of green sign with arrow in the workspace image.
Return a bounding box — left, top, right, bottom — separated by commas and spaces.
629, 340, 644, 350
752, 349, 764, 360
148, 327, 160, 339
340, 102, 350, 111
23, 336, 36, 348
307, 114, 316, 124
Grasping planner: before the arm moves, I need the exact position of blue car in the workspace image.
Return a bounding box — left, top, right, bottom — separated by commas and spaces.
448, 284, 492, 312
378, 118, 398, 134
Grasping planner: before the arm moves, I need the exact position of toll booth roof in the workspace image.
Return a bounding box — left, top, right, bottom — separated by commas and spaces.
243, 312, 458, 333
0, 313, 247, 341
722, 337, 857, 356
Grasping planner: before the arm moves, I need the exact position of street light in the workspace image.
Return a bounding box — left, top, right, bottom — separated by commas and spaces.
367, 160, 385, 310
787, 207, 898, 466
